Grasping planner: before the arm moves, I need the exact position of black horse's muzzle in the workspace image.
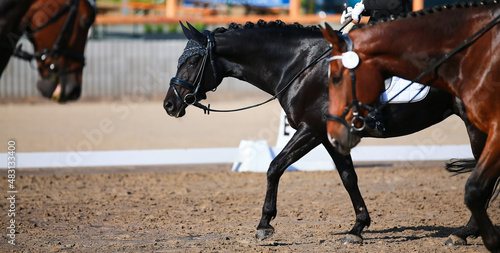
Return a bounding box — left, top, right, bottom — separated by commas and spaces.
164, 78, 194, 118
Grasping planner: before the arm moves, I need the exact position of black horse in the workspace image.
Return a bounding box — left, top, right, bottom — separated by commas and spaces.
0, 0, 34, 39
163, 20, 487, 245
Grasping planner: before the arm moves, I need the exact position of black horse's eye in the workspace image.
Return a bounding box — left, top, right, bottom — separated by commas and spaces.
187, 55, 202, 67
188, 59, 197, 67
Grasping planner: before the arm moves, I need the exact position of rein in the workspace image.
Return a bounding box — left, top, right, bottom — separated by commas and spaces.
171, 31, 333, 114
326, 12, 500, 134
194, 47, 333, 114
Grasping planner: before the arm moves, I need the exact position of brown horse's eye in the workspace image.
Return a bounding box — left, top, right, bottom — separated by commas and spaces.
331, 76, 342, 85
80, 16, 92, 28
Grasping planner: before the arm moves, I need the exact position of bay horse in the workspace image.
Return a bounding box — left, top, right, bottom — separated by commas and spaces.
163, 20, 486, 245
322, 2, 499, 251
0, 0, 96, 102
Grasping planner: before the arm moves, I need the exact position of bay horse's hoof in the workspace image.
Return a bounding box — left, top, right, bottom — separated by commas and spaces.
444, 235, 467, 246
255, 228, 274, 241
341, 234, 363, 244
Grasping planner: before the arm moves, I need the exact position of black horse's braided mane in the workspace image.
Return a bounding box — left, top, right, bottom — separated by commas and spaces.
0, 0, 20, 11
355, 0, 498, 28
213, 19, 320, 34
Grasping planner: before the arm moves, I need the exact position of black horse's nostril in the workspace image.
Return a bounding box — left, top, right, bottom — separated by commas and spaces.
164, 101, 174, 112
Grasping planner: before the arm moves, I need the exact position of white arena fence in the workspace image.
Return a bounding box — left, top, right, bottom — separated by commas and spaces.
0, 37, 262, 99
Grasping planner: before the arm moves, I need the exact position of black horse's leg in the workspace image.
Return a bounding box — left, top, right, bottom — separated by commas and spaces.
455, 97, 487, 161
323, 141, 370, 244
256, 124, 322, 240
446, 98, 488, 245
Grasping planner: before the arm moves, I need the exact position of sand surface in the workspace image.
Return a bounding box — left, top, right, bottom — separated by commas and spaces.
1, 95, 493, 252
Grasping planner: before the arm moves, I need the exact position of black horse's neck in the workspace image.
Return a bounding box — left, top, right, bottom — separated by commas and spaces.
0, 0, 34, 77
212, 25, 328, 97
0, 36, 20, 76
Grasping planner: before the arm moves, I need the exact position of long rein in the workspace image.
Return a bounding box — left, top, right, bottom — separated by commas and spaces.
193, 47, 333, 114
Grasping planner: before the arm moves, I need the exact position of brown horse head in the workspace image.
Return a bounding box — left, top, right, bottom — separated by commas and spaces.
23, 0, 95, 102
321, 23, 387, 155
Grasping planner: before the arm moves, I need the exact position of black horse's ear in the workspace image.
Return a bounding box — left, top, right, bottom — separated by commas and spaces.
186, 21, 207, 45
180, 21, 195, 40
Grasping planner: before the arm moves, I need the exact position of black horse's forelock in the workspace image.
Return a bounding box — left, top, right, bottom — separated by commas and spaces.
212, 19, 321, 35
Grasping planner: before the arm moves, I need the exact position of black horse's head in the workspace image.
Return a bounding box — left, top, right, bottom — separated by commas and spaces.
163, 22, 220, 117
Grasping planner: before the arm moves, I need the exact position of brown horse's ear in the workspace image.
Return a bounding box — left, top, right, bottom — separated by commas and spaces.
320, 22, 341, 47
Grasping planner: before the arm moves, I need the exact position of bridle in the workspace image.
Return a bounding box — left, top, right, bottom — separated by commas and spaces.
325, 13, 500, 137
169, 30, 217, 107
324, 34, 374, 134
14, 0, 86, 76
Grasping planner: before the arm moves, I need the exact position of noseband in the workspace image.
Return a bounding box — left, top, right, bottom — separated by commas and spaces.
14, 0, 86, 75
325, 34, 375, 134
170, 31, 217, 106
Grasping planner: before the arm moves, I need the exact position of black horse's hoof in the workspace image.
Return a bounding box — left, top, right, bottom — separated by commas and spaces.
341, 234, 363, 244
445, 235, 467, 246
256, 228, 275, 241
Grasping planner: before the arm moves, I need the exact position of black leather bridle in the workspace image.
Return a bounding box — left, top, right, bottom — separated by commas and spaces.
14, 0, 86, 75
169, 30, 217, 107
324, 34, 374, 134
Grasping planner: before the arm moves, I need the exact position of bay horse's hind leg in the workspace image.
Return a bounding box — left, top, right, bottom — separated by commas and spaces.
446, 98, 488, 246
323, 141, 370, 244
256, 124, 323, 240
464, 131, 500, 252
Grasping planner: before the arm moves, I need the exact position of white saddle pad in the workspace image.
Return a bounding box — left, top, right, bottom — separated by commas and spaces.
380, 77, 430, 103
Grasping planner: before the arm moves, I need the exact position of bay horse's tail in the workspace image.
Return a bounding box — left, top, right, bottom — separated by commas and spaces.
445, 158, 476, 175
445, 158, 500, 205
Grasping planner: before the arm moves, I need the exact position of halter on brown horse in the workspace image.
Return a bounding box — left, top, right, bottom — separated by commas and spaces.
0, 0, 96, 102
322, 2, 500, 251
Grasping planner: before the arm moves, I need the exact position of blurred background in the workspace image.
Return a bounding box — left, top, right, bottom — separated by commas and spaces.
0, 0, 466, 100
